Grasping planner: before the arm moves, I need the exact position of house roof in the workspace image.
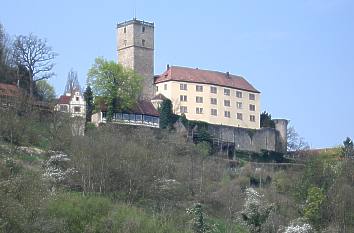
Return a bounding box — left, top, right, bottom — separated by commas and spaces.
154, 66, 260, 93
0, 83, 21, 97
151, 93, 167, 101
57, 95, 71, 105
130, 100, 159, 116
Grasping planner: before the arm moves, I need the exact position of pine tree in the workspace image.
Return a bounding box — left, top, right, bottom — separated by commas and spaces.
84, 85, 93, 122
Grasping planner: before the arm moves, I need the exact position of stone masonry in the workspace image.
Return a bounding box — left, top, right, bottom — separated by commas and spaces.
117, 19, 155, 100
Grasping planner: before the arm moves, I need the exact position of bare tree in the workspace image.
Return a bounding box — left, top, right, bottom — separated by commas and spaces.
64, 69, 81, 94
287, 125, 309, 153
12, 33, 57, 96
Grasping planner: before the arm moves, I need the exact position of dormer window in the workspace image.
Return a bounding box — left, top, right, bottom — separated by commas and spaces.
76, 97, 79, 101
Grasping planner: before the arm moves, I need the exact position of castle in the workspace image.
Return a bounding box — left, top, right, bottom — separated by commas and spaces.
93, 18, 288, 153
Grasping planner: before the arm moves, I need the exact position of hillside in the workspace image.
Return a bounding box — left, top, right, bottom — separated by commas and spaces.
0, 107, 353, 233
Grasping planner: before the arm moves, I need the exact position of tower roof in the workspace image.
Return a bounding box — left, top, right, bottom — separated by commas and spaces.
117, 18, 154, 28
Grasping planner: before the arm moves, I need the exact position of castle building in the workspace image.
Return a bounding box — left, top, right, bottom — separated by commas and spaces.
113, 18, 288, 152
155, 66, 261, 129
116, 19, 155, 100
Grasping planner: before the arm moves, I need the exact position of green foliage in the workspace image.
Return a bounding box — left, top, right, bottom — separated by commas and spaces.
196, 141, 212, 157
159, 98, 174, 129
303, 187, 325, 227
87, 57, 142, 120
341, 137, 354, 158
34, 80, 56, 102
46, 193, 112, 233
84, 85, 94, 122
260, 111, 275, 128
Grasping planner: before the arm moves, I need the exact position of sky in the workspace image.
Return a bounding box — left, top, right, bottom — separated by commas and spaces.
1, 0, 353, 148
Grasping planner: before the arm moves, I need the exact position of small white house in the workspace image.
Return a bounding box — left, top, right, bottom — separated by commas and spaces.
55, 90, 86, 118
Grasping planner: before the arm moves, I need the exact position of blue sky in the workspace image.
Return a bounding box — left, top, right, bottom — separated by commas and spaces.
1, 0, 353, 148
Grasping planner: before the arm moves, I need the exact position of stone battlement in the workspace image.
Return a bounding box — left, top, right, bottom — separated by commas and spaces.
117, 18, 154, 28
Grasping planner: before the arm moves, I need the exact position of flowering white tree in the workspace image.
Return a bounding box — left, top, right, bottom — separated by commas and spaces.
239, 188, 273, 233
283, 218, 314, 233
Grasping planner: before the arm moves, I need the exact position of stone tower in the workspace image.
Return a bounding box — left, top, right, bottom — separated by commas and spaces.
274, 119, 289, 153
116, 18, 154, 100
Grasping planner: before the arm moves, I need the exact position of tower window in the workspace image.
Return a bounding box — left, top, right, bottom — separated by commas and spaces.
142, 39, 145, 46
124, 27, 126, 33
142, 26, 145, 33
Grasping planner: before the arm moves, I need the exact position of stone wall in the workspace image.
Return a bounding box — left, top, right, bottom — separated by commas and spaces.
208, 123, 287, 153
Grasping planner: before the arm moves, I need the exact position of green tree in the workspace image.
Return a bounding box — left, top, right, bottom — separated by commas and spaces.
34, 80, 56, 102
159, 98, 174, 129
260, 111, 275, 128
341, 137, 354, 158
303, 187, 325, 228
87, 57, 142, 120
84, 85, 93, 122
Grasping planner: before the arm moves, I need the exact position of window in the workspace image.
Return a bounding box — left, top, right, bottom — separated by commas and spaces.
236, 102, 242, 109
142, 39, 145, 46
237, 113, 243, 120
210, 86, 217, 94
210, 98, 217, 105
164, 84, 167, 90
224, 88, 230, 96
74, 106, 81, 113
236, 91, 243, 98
196, 107, 203, 114
124, 40, 127, 46
196, 96, 203, 103
211, 109, 217, 116
124, 27, 126, 33
142, 26, 145, 33
180, 106, 188, 113
59, 105, 68, 112
76, 97, 79, 101
249, 93, 255, 100
180, 95, 187, 102
224, 111, 231, 118
196, 85, 203, 92
250, 115, 256, 122
180, 83, 187, 90
156, 86, 158, 92
224, 100, 230, 107
249, 104, 256, 111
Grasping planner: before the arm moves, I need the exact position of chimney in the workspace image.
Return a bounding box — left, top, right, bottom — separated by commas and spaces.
226, 72, 230, 78
167, 64, 170, 70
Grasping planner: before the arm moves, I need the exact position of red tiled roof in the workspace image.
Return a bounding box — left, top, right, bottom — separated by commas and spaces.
154, 66, 260, 93
151, 93, 167, 101
130, 100, 159, 116
0, 83, 20, 97
57, 95, 71, 104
